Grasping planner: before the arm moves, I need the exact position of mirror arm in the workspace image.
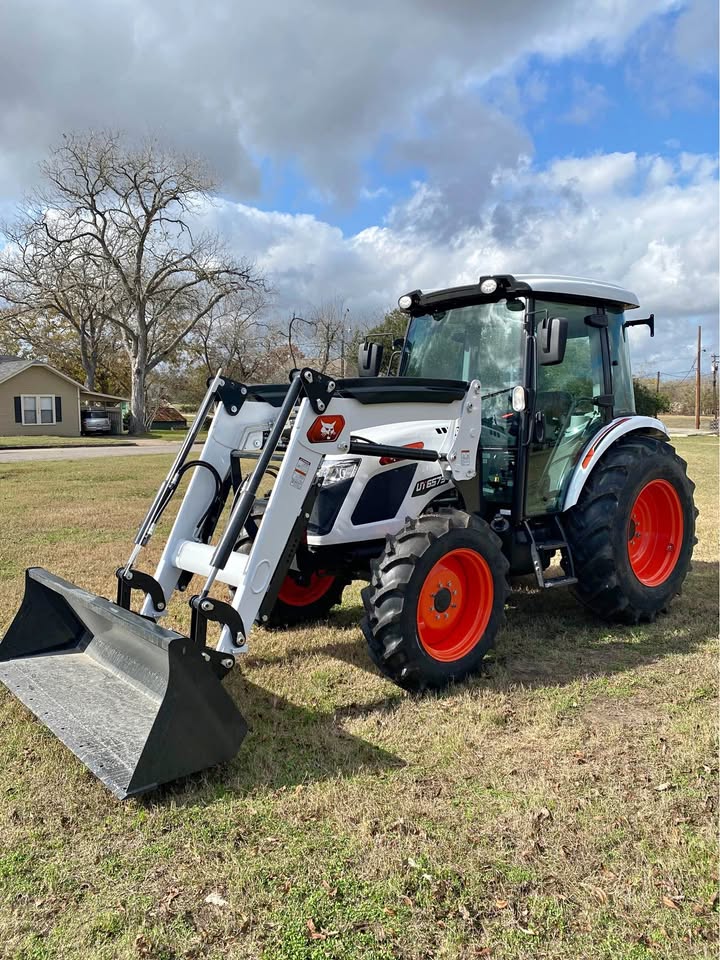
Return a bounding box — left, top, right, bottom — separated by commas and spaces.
623, 313, 655, 337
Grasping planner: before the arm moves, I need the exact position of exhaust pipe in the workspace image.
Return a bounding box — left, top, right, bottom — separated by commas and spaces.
0, 568, 247, 799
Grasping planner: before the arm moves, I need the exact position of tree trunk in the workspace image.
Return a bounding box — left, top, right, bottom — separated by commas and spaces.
84, 356, 97, 392
129, 356, 147, 434
78, 332, 97, 391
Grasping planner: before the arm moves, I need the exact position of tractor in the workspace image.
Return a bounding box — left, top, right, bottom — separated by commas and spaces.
0, 274, 697, 798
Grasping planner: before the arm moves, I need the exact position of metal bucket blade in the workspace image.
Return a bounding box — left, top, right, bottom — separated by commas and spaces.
0, 568, 247, 799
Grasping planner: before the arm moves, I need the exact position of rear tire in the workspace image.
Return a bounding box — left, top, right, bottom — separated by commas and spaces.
564, 434, 697, 624
361, 509, 510, 692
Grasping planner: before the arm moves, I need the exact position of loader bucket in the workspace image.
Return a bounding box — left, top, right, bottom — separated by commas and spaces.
0, 568, 247, 799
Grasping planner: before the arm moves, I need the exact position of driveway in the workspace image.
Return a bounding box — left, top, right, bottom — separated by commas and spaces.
0, 442, 183, 463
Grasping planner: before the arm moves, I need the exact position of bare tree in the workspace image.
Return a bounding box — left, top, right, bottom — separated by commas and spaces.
0, 223, 121, 389
22, 131, 265, 431
285, 297, 350, 375
191, 286, 277, 383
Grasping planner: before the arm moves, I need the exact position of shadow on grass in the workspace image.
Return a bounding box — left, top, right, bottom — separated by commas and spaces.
247, 561, 719, 693
142, 678, 404, 808
74, 563, 720, 806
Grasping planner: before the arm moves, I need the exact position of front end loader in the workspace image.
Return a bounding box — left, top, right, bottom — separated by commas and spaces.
0, 364, 484, 797
0, 274, 697, 798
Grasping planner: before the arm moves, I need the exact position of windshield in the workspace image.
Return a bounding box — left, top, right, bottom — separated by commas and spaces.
400, 299, 525, 393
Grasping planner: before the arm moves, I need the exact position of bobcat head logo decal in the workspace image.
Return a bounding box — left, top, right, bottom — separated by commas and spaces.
307, 414, 346, 443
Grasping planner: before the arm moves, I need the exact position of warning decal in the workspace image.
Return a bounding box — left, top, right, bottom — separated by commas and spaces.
291, 456, 311, 490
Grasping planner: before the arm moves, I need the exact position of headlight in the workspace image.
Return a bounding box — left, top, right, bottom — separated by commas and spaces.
318, 458, 360, 486
512, 385, 526, 411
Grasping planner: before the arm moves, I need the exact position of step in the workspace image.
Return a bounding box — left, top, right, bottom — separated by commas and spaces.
534, 539, 568, 551
542, 576, 578, 589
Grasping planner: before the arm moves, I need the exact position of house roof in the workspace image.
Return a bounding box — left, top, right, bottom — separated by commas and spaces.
80, 388, 129, 403
0, 358, 87, 389
152, 404, 187, 424
0, 358, 34, 385
0, 358, 128, 400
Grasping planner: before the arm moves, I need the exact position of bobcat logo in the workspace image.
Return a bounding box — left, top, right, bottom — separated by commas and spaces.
307, 414, 346, 444
320, 420, 338, 440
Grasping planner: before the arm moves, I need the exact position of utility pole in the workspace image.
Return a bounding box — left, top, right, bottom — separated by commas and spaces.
655, 370, 660, 416
711, 353, 719, 429
694, 326, 702, 430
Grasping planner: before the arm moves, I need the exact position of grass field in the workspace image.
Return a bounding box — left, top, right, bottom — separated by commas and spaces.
0, 435, 137, 449
659, 416, 717, 433
0, 438, 717, 959
0, 431, 197, 449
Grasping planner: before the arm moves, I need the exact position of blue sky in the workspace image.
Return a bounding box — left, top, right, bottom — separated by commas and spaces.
248, 2, 718, 247
0, 0, 717, 371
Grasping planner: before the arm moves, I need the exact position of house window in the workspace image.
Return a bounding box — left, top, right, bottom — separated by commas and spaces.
21, 395, 56, 425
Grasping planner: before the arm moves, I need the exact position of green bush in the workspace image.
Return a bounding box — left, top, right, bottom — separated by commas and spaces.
633, 379, 671, 417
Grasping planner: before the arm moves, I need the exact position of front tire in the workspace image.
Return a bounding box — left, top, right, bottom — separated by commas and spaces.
564, 434, 697, 624
361, 509, 510, 692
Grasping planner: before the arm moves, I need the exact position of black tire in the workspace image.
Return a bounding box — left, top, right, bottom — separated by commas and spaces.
361, 509, 510, 692
262, 573, 347, 628
233, 502, 347, 628
563, 434, 697, 624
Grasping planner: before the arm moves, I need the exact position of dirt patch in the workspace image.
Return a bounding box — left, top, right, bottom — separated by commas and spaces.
580, 696, 660, 730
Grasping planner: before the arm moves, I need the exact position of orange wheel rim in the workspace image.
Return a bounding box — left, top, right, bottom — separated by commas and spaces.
416, 548, 494, 662
278, 572, 335, 607
627, 479, 684, 587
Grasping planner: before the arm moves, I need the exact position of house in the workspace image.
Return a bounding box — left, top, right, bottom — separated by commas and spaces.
150, 403, 188, 431
0, 356, 128, 437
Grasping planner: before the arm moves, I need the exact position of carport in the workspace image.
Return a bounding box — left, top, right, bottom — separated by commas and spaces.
79, 389, 129, 435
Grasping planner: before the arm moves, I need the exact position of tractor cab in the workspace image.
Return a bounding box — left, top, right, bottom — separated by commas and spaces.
391, 274, 650, 522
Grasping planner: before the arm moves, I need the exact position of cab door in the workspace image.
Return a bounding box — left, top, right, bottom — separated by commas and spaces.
525, 300, 611, 515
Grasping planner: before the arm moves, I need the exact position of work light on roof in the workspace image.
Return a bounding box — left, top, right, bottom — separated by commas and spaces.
398, 294, 413, 310
480, 278, 498, 295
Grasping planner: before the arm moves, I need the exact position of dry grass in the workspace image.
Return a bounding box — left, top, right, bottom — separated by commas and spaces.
0, 436, 136, 449
661, 416, 717, 433
0, 431, 200, 449
0, 439, 717, 959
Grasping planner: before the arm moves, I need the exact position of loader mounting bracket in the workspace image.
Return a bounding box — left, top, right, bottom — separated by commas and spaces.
190, 595, 247, 653
300, 368, 337, 414
212, 376, 249, 416
258, 479, 322, 622
116, 567, 167, 613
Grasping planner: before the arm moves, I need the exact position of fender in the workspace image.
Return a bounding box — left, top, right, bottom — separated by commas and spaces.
562, 415, 669, 511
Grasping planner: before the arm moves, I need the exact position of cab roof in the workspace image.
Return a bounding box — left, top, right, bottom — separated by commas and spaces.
402, 274, 640, 313
512, 275, 639, 309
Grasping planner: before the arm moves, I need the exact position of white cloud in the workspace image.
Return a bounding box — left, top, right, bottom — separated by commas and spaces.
0, 0, 688, 203
547, 152, 638, 194
198, 149, 718, 371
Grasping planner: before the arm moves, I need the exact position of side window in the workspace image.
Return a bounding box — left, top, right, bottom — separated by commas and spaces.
606, 307, 636, 414
22, 396, 38, 424
526, 300, 606, 514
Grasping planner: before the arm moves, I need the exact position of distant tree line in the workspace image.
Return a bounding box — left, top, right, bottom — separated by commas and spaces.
633, 376, 716, 417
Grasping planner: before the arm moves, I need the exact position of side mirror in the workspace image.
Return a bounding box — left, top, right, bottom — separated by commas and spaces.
392, 337, 405, 349
358, 341, 384, 378
538, 316, 568, 366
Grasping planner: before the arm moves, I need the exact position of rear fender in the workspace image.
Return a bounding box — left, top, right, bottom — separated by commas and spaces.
561, 416, 669, 511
